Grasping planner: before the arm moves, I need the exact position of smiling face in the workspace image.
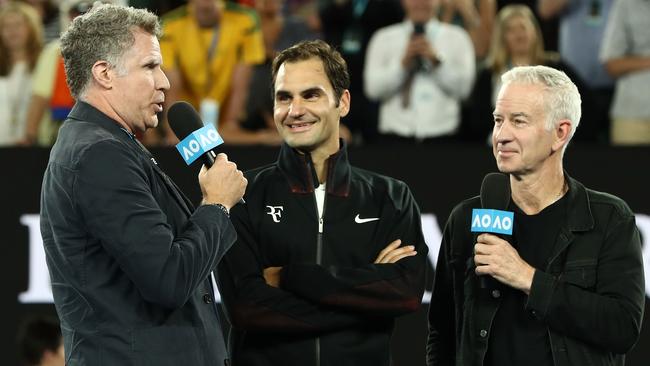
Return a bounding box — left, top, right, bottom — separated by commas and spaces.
492, 82, 559, 176
108, 29, 169, 133
273, 57, 349, 155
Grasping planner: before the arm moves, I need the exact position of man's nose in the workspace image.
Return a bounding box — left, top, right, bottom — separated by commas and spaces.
493, 120, 513, 142
158, 68, 171, 91
288, 98, 305, 117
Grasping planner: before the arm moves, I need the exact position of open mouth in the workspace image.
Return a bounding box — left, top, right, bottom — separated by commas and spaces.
286, 121, 316, 132
288, 122, 314, 128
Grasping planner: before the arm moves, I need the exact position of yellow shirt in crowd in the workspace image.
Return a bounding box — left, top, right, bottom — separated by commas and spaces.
160, 3, 265, 110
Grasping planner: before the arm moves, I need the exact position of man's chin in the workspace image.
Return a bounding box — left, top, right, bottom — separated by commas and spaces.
285, 138, 317, 152
146, 118, 159, 130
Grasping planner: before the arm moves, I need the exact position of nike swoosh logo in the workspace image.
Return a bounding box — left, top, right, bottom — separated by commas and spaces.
355, 214, 380, 224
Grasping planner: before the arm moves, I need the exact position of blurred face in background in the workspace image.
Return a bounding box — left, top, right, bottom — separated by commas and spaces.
255, 0, 283, 17
192, 0, 222, 27
503, 15, 536, 58
1, 10, 30, 53
402, 0, 437, 24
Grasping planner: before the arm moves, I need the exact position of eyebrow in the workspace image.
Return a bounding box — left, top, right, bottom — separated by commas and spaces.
492, 112, 532, 118
300, 87, 324, 96
275, 87, 325, 98
142, 56, 162, 65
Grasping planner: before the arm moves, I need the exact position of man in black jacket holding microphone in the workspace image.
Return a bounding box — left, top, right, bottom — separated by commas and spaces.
427, 65, 645, 366
40, 4, 246, 365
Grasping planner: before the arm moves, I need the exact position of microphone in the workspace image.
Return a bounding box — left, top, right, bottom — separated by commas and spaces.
412, 23, 430, 73
167, 101, 245, 204
472, 173, 514, 290
168, 101, 219, 167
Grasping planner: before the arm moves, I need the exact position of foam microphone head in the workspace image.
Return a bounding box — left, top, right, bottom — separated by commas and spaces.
167, 101, 219, 168
167, 101, 204, 141
476, 172, 512, 291
480, 172, 511, 210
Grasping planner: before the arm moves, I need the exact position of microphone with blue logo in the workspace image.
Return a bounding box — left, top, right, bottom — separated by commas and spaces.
471, 172, 514, 290
168, 101, 245, 204
168, 101, 224, 167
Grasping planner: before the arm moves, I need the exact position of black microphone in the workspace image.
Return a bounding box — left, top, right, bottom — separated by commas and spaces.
168, 101, 218, 167
480, 172, 511, 211
412, 23, 429, 72
167, 101, 245, 204
476, 172, 513, 290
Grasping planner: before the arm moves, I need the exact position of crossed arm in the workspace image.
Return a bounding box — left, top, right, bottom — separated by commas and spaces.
218, 188, 428, 334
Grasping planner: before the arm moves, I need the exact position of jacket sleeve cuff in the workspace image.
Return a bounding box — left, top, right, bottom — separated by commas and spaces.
193, 204, 232, 232
525, 270, 557, 320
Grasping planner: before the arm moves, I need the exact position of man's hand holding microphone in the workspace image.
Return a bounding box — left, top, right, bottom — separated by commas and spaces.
199, 153, 247, 212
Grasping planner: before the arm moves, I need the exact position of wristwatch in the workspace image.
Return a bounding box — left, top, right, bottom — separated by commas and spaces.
206, 203, 230, 217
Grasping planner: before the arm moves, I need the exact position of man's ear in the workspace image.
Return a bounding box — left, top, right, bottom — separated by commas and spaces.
338, 89, 351, 117
91, 60, 113, 90
552, 119, 572, 152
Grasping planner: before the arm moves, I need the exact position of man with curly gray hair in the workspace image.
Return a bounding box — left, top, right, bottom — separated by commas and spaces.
40, 4, 247, 365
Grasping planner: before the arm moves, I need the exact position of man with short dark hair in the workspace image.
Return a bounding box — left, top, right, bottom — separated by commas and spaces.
16, 316, 64, 366
40, 4, 247, 365
218, 40, 428, 366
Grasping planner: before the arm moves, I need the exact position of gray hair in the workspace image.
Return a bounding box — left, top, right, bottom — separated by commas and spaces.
501, 65, 581, 142
60, 4, 160, 99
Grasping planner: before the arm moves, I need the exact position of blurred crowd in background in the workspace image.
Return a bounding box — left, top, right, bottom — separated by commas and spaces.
1, 0, 649, 150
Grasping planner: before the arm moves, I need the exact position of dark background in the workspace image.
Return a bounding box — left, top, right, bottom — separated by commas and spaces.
1, 144, 648, 365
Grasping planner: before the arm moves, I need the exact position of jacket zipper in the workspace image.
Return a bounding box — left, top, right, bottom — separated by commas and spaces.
314, 191, 325, 366
308, 154, 325, 366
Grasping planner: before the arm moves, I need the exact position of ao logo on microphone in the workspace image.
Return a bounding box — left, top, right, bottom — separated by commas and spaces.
471, 209, 514, 235
175, 124, 224, 165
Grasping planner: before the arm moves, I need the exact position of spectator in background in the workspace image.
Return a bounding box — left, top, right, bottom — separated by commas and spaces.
220, 0, 312, 145
155, 0, 265, 145
20, 0, 92, 146
600, 0, 650, 146
320, 0, 403, 143
364, 0, 475, 145
16, 316, 64, 366
461, 5, 588, 143
537, 0, 613, 143
438, 0, 496, 60
19, 0, 59, 42
285, 0, 321, 33
0, 2, 42, 146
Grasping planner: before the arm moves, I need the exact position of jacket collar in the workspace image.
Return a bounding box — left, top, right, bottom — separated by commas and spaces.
67, 101, 133, 142
277, 139, 351, 197
564, 172, 595, 232
67, 101, 195, 215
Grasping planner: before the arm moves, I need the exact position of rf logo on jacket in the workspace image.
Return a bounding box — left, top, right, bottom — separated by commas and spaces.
266, 206, 284, 223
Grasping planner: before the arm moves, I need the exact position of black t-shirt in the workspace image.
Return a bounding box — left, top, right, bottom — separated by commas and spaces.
484, 192, 568, 366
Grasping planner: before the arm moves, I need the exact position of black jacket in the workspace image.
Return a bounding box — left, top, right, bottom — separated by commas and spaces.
218, 142, 428, 366
40, 102, 235, 365
426, 174, 645, 366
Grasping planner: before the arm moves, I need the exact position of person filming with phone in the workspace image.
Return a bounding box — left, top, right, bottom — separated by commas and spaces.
364, 0, 475, 145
